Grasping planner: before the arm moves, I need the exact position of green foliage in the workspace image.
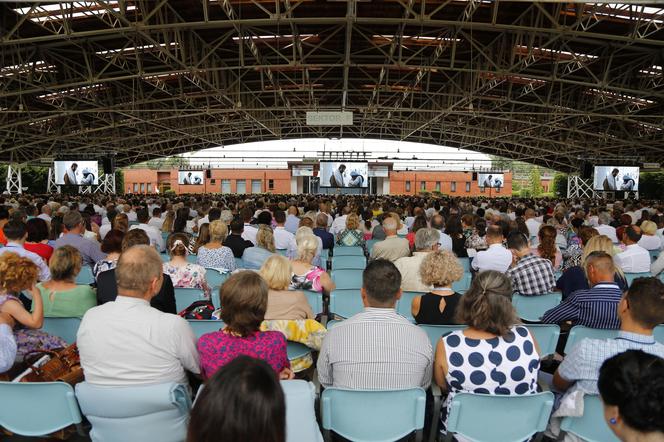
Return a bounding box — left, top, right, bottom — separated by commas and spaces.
552, 173, 568, 198
529, 167, 543, 197
639, 172, 664, 199
115, 170, 124, 195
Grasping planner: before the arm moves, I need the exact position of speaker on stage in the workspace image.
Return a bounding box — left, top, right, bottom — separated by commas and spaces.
102, 157, 115, 174
581, 162, 593, 179
206, 169, 211, 179
472, 172, 478, 181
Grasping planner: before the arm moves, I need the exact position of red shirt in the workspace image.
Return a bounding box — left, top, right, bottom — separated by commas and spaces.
0, 230, 6, 246
24, 242, 54, 264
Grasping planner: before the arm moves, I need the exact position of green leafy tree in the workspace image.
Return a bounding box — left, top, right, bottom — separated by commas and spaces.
639, 172, 664, 199
552, 173, 568, 197
529, 166, 543, 197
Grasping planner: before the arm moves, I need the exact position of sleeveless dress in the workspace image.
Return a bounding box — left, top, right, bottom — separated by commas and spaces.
0, 294, 67, 362
413, 292, 462, 325
440, 325, 540, 435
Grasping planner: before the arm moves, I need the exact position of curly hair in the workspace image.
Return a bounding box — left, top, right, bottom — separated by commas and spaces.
0, 252, 39, 293
419, 250, 463, 287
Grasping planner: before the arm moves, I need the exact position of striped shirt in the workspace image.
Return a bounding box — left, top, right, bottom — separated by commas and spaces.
541, 282, 622, 329
317, 308, 433, 390
506, 254, 555, 296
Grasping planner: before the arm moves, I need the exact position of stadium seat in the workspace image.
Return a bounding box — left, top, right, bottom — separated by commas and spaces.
174, 287, 206, 313
75, 265, 95, 285
204, 268, 228, 289
331, 255, 366, 270
445, 392, 554, 442
330, 269, 363, 289
396, 291, 424, 322
277, 249, 289, 256
76, 382, 192, 442
655, 324, 664, 343
186, 254, 197, 263
320, 248, 329, 261
0, 381, 84, 437
287, 342, 311, 361
321, 388, 426, 442
624, 272, 652, 287
303, 290, 323, 315
332, 246, 364, 256
418, 324, 465, 350
234, 257, 245, 269
526, 324, 560, 357
41, 317, 81, 344
365, 239, 379, 254
328, 289, 363, 318
649, 249, 659, 262
187, 320, 224, 338
281, 380, 323, 442
160, 253, 170, 262
451, 272, 472, 293
161, 232, 169, 242
512, 293, 562, 322
458, 257, 471, 272
561, 394, 620, 442
564, 326, 619, 354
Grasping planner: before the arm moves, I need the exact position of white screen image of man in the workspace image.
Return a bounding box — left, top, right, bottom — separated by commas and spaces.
603, 168, 619, 191
80, 168, 96, 185
482, 174, 494, 188
348, 171, 365, 187
64, 163, 78, 185
329, 164, 346, 187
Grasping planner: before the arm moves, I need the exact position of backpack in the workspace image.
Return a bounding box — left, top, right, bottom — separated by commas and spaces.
179, 300, 216, 320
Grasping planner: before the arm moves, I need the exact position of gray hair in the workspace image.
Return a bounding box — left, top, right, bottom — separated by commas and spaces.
415, 228, 440, 251
382, 217, 397, 231
219, 209, 234, 224
598, 212, 611, 226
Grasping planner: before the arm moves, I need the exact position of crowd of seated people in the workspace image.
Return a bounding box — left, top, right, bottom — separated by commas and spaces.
0, 192, 662, 440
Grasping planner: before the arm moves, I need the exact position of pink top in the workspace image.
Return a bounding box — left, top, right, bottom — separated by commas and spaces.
197, 330, 289, 379
530, 247, 562, 271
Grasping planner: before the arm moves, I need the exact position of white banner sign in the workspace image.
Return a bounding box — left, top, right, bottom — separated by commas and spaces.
306, 111, 353, 126
292, 165, 314, 176
642, 162, 660, 169
368, 165, 389, 177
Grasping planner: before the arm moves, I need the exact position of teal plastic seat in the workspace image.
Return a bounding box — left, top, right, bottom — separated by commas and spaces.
649, 249, 660, 262
365, 239, 379, 254
41, 317, 81, 344
445, 392, 554, 442
655, 324, 664, 343
458, 257, 471, 272
333, 246, 364, 256
561, 394, 620, 442
329, 289, 363, 318
331, 269, 363, 289
161, 231, 169, 242
512, 293, 562, 322
287, 341, 311, 361
331, 255, 366, 270
303, 290, 322, 315
76, 382, 192, 442
187, 320, 224, 338
321, 388, 426, 442
204, 268, 228, 289
451, 272, 472, 293
174, 287, 206, 313
0, 381, 83, 437
396, 291, 424, 322
186, 254, 197, 263
624, 272, 652, 287
75, 265, 95, 285
320, 249, 329, 260
277, 249, 289, 256
418, 324, 466, 350
282, 380, 324, 442
160, 253, 170, 262
234, 257, 245, 269
564, 326, 619, 354
526, 324, 560, 357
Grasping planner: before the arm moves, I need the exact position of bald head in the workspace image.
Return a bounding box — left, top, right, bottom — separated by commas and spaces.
116, 245, 163, 298
382, 217, 398, 234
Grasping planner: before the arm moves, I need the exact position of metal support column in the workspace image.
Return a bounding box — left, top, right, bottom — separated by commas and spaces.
94, 173, 116, 194
6, 164, 23, 194
47, 168, 62, 194
567, 175, 598, 199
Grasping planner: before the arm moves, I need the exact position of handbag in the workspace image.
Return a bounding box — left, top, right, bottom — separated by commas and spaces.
19, 343, 84, 385
179, 300, 216, 319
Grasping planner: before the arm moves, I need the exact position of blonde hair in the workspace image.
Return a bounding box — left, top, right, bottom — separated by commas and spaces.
0, 252, 38, 293
346, 213, 360, 230
420, 250, 464, 287
296, 234, 318, 263
259, 254, 292, 291
161, 210, 175, 233
256, 225, 276, 253
49, 245, 82, 282
209, 220, 228, 243
640, 220, 657, 236
583, 235, 624, 279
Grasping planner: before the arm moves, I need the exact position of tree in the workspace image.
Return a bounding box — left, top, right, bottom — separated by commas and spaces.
529, 166, 543, 197
142, 156, 190, 169
639, 172, 664, 199
552, 173, 568, 198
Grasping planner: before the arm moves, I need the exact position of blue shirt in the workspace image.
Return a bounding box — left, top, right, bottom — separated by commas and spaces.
313, 228, 334, 251
541, 282, 622, 329
559, 331, 664, 394
241, 246, 275, 270
284, 215, 301, 235
54, 233, 106, 268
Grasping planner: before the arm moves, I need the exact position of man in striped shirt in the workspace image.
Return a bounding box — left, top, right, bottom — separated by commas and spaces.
317, 259, 433, 390
541, 251, 622, 328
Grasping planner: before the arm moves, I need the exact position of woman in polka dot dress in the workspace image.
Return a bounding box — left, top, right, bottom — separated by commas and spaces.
433, 270, 541, 439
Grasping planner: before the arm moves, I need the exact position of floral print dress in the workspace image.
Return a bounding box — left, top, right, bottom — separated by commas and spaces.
163, 262, 211, 297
